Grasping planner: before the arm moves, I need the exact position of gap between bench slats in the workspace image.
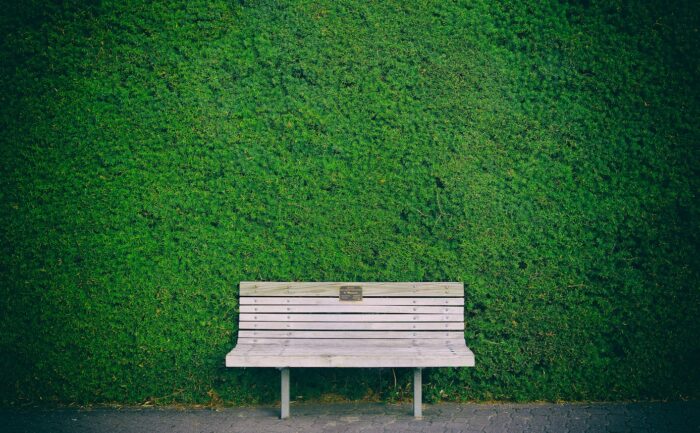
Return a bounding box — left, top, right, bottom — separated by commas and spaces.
240, 305, 462, 314
238, 330, 464, 339
240, 297, 464, 306
230, 345, 471, 354
240, 322, 464, 330
233, 338, 468, 348
240, 314, 462, 322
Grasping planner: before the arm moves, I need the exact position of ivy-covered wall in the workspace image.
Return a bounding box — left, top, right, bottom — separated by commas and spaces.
1, 0, 698, 405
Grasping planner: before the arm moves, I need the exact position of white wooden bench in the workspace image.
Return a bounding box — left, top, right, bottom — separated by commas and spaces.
225, 282, 475, 418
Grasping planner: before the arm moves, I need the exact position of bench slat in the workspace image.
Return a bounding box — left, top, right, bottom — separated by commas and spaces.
234, 349, 468, 355
234, 338, 468, 348
241, 297, 464, 306
226, 355, 475, 368
240, 313, 462, 322
240, 282, 463, 297
240, 305, 462, 314
231, 349, 472, 358
238, 330, 464, 339
240, 321, 464, 330
226, 343, 475, 367
234, 337, 469, 356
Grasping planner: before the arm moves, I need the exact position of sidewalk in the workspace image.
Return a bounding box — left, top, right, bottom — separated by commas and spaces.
2, 401, 698, 433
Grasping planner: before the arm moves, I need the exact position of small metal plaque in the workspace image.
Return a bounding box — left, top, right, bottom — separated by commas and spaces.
339, 286, 362, 301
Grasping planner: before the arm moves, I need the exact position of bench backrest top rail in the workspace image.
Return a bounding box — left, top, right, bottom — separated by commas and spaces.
240, 281, 463, 297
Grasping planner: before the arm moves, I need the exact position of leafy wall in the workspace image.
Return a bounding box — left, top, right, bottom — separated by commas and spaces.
1, 0, 698, 405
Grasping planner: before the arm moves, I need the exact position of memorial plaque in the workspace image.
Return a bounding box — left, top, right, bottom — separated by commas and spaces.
339, 286, 362, 301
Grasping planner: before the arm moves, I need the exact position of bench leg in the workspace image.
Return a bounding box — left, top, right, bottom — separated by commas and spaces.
280, 367, 290, 419
413, 367, 422, 419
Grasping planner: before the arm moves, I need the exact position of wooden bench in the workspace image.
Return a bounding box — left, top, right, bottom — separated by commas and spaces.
225, 282, 475, 418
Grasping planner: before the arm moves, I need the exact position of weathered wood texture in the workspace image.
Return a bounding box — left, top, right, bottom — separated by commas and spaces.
240, 305, 462, 314
240, 313, 462, 322
242, 297, 464, 305
226, 282, 474, 368
240, 281, 463, 297
238, 330, 464, 339
240, 321, 465, 330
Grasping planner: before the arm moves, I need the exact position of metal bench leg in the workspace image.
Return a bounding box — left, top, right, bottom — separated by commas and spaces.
413, 367, 422, 419
280, 367, 290, 419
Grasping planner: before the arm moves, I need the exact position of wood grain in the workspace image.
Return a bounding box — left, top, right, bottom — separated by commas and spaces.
238, 330, 464, 339
239, 305, 462, 314
241, 297, 464, 306
239, 313, 463, 322
228, 281, 474, 368
240, 282, 463, 297
239, 321, 465, 330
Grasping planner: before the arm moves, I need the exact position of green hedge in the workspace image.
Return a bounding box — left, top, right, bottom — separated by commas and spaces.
1, 0, 698, 405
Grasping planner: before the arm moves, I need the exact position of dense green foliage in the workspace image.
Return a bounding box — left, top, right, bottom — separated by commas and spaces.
1, 0, 698, 405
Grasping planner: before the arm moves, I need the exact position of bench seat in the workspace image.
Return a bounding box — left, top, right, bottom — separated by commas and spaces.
226, 338, 474, 368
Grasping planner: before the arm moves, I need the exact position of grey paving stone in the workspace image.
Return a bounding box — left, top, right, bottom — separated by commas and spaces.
0, 401, 698, 433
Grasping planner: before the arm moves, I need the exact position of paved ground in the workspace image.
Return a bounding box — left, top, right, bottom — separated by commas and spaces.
2, 401, 699, 433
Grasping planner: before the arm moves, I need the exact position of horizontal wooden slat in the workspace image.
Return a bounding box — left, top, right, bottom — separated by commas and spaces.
231, 348, 473, 358
226, 345, 475, 368
240, 321, 465, 330
240, 305, 462, 314
241, 297, 464, 306
238, 330, 464, 339
233, 347, 470, 355
240, 314, 462, 322
234, 338, 467, 348
240, 282, 463, 297
226, 355, 475, 368
229, 340, 471, 356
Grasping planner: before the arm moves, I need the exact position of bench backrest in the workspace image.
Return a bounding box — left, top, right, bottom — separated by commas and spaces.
238, 282, 464, 341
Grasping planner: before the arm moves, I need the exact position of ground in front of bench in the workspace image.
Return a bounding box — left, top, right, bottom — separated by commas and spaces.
2, 402, 698, 433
